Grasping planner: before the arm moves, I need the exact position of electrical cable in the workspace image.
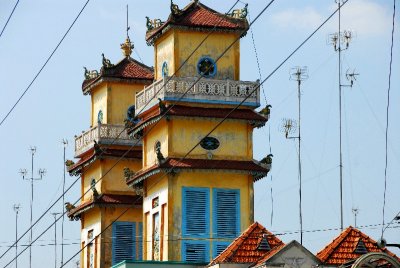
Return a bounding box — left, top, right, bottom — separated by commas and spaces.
60, 4, 345, 266
0, 0, 20, 39
381, 0, 396, 238
0, 0, 242, 262
0, 0, 91, 128
0, 1, 244, 264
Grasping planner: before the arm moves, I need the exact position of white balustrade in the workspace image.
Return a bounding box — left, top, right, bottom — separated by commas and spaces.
135, 77, 260, 113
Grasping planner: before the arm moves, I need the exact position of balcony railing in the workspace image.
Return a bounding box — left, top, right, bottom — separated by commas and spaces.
135, 76, 260, 114
74, 124, 139, 157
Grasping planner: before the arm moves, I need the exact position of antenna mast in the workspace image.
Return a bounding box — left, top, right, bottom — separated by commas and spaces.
328, 0, 357, 231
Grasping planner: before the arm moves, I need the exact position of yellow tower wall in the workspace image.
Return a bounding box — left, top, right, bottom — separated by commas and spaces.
91, 85, 108, 127
82, 160, 102, 202
143, 120, 169, 169
155, 32, 175, 80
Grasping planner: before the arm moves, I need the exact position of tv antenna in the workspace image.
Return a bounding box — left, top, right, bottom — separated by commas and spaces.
327, 0, 359, 231
352, 207, 359, 227
19, 146, 46, 268
61, 139, 68, 268
286, 66, 308, 245
51, 212, 61, 268
13, 204, 21, 268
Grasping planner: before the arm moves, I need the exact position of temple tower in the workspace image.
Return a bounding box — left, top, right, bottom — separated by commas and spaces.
67, 37, 154, 267
125, 2, 270, 263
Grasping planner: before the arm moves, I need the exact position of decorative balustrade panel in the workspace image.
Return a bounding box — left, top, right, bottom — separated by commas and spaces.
135, 77, 259, 112
75, 124, 138, 156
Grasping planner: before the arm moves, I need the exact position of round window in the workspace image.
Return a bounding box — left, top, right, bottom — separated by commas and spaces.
200, 137, 220, 150
197, 57, 217, 78
162, 61, 169, 78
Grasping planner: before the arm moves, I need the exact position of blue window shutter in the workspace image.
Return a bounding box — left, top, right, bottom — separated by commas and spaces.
138, 222, 143, 261
212, 241, 231, 259
182, 187, 210, 238
182, 241, 210, 262
213, 189, 240, 238
112, 221, 136, 265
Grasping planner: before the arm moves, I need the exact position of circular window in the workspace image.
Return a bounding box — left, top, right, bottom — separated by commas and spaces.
162, 61, 169, 78
200, 137, 220, 150
97, 110, 103, 124
197, 57, 217, 78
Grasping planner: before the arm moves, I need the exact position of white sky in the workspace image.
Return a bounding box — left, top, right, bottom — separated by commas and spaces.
0, 0, 399, 267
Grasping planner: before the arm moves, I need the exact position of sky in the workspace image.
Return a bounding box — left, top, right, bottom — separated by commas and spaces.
0, 0, 399, 267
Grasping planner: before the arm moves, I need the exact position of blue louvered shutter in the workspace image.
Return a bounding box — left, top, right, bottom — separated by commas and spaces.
182, 241, 210, 262
182, 187, 210, 238
213, 189, 240, 238
138, 222, 143, 260
212, 241, 231, 259
112, 222, 136, 265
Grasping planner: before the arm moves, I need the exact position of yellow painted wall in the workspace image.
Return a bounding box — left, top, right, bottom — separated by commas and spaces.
108, 83, 146, 124
170, 117, 252, 160
143, 120, 169, 169
175, 30, 240, 80
81, 208, 101, 268
101, 158, 142, 194
155, 32, 175, 80
82, 161, 102, 202
91, 85, 108, 127
154, 29, 240, 81
141, 171, 253, 262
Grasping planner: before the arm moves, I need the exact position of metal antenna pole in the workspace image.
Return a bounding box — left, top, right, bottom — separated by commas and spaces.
289, 67, 308, 244
51, 212, 61, 268
352, 208, 359, 227
13, 204, 21, 268
19, 146, 46, 268
338, 0, 344, 232
61, 139, 68, 267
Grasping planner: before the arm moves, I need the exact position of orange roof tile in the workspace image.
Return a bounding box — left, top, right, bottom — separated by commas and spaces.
82, 57, 154, 94
146, 2, 248, 45
209, 222, 284, 265
316, 226, 400, 265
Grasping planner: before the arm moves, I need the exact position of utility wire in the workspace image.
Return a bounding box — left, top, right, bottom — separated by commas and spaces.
61, 3, 345, 267
0, 0, 20, 39
381, 0, 396, 238
0, 1, 242, 263
0, 0, 91, 127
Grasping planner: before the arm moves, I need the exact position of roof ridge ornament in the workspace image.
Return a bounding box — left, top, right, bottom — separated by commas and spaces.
146, 16, 163, 31
170, 0, 182, 16
83, 67, 99, 80
101, 53, 114, 68
228, 3, 248, 19
121, 4, 134, 57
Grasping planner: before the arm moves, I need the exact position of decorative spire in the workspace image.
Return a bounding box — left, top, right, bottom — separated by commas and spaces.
120, 5, 134, 57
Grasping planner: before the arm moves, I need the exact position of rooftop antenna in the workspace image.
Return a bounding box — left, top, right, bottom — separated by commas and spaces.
60, 139, 68, 268
327, 0, 358, 231
13, 204, 21, 268
121, 5, 133, 57
51, 212, 61, 268
287, 66, 308, 245
352, 207, 359, 227
19, 146, 46, 268
126, 4, 130, 39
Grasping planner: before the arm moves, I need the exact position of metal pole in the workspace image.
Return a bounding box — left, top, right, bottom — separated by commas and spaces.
52, 213, 60, 268
29, 148, 35, 268
338, 0, 344, 232
13, 204, 20, 268
298, 79, 303, 245
61, 139, 68, 267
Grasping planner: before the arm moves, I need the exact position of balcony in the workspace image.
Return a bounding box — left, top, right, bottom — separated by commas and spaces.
135, 76, 260, 114
74, 124, 140, 157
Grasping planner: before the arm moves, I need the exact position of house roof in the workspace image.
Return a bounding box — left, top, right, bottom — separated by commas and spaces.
146, 1, 249, 45
82, 56, 154, 94
252, 240, 321, 268
316, 226, 400, 265
67, 147, 142, 174
67, 194, 142, 219
126, 158, 270, 186
209, 222, 284, 265
128, 104, 267, 135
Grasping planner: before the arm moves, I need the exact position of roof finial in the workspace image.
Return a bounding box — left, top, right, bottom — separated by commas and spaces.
121, 5, 133, 57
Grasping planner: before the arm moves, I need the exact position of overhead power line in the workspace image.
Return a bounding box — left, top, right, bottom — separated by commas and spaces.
0, 0, 243, 263
0, 0, 20, 39
0, 0, 91, 128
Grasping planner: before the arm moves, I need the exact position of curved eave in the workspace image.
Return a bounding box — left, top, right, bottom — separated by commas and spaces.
127, 104, 268, 136
126, 158, 270, 187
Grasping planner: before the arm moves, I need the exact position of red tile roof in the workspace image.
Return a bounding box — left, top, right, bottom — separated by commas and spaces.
128, 104, 267, 135
146, 2, 249, 44
126, 158, 270, 186
316, 226, 400, 265
82, 57, 154, 94
67, 147, 142, 174
209, 222, 284, 265
67, 194, 142, 219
